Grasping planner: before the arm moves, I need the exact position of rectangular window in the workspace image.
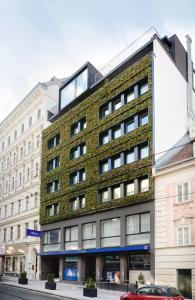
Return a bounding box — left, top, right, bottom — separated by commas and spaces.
70, 143, 86, 160
126, 88, 135, 103
125, 118, 135, 133
125, 150, 135, 164
34, 220, 38, 231
47, 156, 60, 172
139, 80, 149, 96
17, 225, 21, 239
4, 228, 7, 242
69, 168, 86, 185
112, 98, 122, 111
100, 188, 109, 203
112, 125, 121, 139
60, 68, 88, 110
99, 131, 109, 145
112, 185, 121, 200
139, 111, 148, 126
83, 223, 96, 249
126, 213, 150, 245
65, 226, 78, 250
177, 226, 190, 246
100, 103, 109, 119
48, 134, 60, 150
25, 223, 29, 237
139, 143, 149, 159
125, 181, 135, 196
46, 180, 60, 194
140, 177, 149, 193
69, 195, 85, 210
10, 227, 13, 241
71, 117, 86, 137
46, 203, 59, 217
101, 218, 120, 247
112, 155, 121, 169
42, 229, 61, 252
100, 160, 109, 173
177, 183, 189, 203
129, 254, 150, 270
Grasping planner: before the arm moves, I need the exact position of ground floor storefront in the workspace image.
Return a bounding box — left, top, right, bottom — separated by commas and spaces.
0, 242, 40, 279
40, 201, 154, 285
40, 249, 152, 285
155, 247, 195, 300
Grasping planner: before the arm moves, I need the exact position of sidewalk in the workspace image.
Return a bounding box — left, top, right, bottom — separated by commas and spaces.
0, 276, 124, 300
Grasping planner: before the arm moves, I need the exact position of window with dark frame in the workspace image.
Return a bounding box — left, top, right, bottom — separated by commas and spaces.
69, 195, 86, 210
69, 168, 86, 185
48, 133, 60, 150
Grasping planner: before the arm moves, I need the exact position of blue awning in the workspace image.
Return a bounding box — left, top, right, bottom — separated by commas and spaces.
39, 244, 150, 256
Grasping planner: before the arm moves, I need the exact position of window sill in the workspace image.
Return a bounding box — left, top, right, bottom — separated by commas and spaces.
174, 200, 192, 206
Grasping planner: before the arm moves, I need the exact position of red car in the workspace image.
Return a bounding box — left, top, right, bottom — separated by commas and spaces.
120, 285, 184, 300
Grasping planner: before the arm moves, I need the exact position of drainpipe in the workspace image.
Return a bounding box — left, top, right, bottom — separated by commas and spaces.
186, 35, 195, 155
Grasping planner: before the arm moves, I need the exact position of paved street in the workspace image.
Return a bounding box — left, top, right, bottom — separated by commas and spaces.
0, 283, 72, 300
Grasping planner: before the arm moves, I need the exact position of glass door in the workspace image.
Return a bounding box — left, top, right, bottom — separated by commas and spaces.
177, 269, 192, 299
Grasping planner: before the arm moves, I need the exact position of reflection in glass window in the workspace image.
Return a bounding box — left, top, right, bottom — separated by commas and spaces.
140, 113, 148, 126
101, 189, 109, 202
113, 125, 121, 139
140, 144, 149, 159
112, 185, 121, 199
76, 69, 88, 97
126, 89, 135, 103
140, 81, 149, 95
101, 218, 120, 247
140, 177, 149, 192
126, 150, 134, 164
126, 181, 135, 196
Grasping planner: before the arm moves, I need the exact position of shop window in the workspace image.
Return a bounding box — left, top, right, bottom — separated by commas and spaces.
129, 253, 150, 270
42, 229, 61, 252
64, 256, 78, 281
101, 218, 120, 247
126, 213, 150, 245
82, 222, 96, 249
103, 255, 120, 282
65, 226, 78, 250
48, 133, 60, 150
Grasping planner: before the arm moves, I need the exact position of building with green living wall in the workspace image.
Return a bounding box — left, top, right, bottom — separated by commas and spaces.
39, 29, 188, 286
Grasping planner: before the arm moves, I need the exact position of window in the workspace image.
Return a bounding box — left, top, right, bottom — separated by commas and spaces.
21, 124, 24, 134
29, 116, 32, 128
11, 203, 14, 215
112, 125, 121, 139
35, 162, 39, 177
48, 133, 60, 150
100, 188, 109, 203
70, 143, 86, 160
177, 183, 189, 203
126, 213, 150, 245
60, 68, 88, 110
139, 143, 149, 159
140, 177, 149, 192
46, 203, 59, 217
36, 134, 40, 148
34, 220, 38, 231
125, 150, 135, 164
139, 80, 149, 96
37, 109, 41, 120
100, 159, 109, 173
69, 195, 85, 210
129, 253, 150, 270
69, 169, 85, 185
14, 130, 17, 139
112, 185, 121, 199
125, 118, 135, 133
99, 131, 109, 145
42, 229, 61, 251
4, 228, 7, 242
46, 180, 60, 194
47, 156, 60, 172
100, 103, 109, 119
2, 141, 4, 151
10, 227, 13, 241
26, 196, 29, 210
25, 223, 29, 237
112, 98, 121, 111
4, 205, 7, 218
17, 225, 21, 239
71, 117, 86, 137
177, 225, 190, 246
139, 112, 148, 126
34, 192, 38, 207
26, 167, 30, 182
126, 88, 135, 103
27, 141, 31, 154
83, 223, 96, 249
8, 136, 10, 146
65, 226, 78, 250
101, 218, 120, 247
125, 181, 135, 196
112, 155, 121, 169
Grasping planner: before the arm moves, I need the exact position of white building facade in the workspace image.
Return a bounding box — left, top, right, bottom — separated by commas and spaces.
0, 77, 63, 279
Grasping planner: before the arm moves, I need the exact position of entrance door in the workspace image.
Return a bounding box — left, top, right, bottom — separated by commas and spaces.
177, 269, 192, 299
85, 256, 96, 281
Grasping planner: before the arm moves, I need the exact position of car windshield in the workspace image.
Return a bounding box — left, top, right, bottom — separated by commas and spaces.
168, 287, 181, 296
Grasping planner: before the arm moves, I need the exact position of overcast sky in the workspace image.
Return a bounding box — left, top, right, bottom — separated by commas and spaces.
0, 0, 195, 122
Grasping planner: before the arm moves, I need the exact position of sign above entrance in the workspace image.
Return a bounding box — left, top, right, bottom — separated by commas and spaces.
27, 229, 41, 237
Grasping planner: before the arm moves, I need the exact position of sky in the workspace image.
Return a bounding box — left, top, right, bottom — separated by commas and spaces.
0, 0, 195, 122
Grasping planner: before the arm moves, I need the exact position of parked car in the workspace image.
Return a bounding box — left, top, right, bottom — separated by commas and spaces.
120, 285, 184, 300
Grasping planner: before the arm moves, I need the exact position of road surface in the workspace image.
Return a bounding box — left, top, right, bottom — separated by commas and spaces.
0, 283, 73, 300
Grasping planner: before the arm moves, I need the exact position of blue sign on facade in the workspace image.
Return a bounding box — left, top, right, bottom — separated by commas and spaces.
27, 229, 41, 237
64, 268, 78, 281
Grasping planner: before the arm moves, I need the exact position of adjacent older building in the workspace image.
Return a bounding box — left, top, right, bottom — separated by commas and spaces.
0, 77, 64, 279
40, 28, 190, 286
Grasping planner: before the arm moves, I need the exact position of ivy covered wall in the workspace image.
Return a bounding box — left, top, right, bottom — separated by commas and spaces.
40, 54, 153, 225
